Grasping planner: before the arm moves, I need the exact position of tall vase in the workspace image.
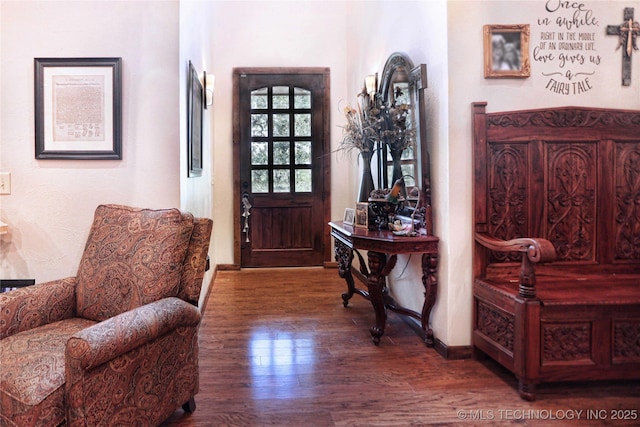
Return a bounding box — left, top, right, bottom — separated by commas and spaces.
389, 146, 404, 185
358, 150, 375, 202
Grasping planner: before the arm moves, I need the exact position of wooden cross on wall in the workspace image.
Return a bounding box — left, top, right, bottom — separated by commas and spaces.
606, 7, 639, 86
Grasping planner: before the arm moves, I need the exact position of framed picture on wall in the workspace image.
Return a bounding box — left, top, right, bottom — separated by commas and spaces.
34, 57, 122, 160
187, 60, 203, 177
483, 24, 530, 78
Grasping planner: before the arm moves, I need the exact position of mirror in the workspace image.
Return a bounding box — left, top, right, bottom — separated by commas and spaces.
374, 52, 430, 216
376, 53, 428, 201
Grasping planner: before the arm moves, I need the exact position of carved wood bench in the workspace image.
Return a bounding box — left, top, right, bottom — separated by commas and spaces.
471, 103, 640, 400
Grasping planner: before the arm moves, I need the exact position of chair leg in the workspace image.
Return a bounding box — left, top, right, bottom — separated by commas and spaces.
182, 397, 196, 413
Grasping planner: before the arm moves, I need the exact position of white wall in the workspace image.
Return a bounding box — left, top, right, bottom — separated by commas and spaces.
208, 0, 350, 266
345, 0, 451, 345
179, 0, 214, 220
179, 0, 216, 306
0, 1, 183, 283
0, 0, 215, 304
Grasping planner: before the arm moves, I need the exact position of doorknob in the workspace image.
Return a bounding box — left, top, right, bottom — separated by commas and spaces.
241, 192, 252, 243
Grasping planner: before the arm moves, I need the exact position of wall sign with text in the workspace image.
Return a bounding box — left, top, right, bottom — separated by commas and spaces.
533, 1, 601, 95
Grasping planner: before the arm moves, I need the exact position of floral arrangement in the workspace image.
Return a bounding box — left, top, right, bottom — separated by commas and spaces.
382, 94, 416, 155
339, 91, 379, 155
339, 85, 415, 156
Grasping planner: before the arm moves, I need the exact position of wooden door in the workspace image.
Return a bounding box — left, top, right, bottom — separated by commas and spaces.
233, 69, 330, 267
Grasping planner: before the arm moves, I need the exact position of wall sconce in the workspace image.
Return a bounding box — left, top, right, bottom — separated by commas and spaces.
204, 71, 215, 109
365, 73, 378, 97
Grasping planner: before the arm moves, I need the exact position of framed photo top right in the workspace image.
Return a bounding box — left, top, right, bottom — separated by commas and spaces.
483, 24, 530, 78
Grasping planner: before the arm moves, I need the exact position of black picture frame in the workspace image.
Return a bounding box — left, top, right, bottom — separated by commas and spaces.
187, 61, 203, 177
34, 57, 122, 160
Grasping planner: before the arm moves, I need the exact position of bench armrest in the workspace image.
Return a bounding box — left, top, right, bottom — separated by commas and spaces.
475, 232, 557, 298
475, 233, 556, 263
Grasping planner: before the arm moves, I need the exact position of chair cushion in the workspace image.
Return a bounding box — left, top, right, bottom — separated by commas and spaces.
0, 318, 96, 427
75, 204, 194, 322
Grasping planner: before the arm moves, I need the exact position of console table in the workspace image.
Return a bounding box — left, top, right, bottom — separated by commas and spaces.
329, 221, 439, 346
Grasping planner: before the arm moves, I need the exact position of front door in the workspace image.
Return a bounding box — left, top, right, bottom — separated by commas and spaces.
233, 68, 330, 267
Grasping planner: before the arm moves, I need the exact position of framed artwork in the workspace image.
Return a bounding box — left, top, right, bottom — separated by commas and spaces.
483, 24, 530, 78
355, 202, 369, 228
187, 60, 203, 177
343, 208, 355, 226
34, 57, 122, 159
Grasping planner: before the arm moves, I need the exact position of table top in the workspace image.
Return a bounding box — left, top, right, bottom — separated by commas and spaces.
329, 221, 439, 254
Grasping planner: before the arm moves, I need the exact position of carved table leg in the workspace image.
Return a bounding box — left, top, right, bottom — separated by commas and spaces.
366, 251, 397, 345
334, 239, 355, 307
421, 253, 438, 347
367, 275, 386, 345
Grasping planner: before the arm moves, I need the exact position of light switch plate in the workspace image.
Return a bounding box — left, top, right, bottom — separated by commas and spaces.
0, 172, 11, 195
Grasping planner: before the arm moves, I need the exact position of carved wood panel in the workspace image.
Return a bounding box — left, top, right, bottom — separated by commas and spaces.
542, 322, 592, 363
613, 320, 640, 362
546, 143, 596, 262
486, 108, 640, 132
615, 142, 640, 261
477, 302, 515, 352
488, 143, 528, 263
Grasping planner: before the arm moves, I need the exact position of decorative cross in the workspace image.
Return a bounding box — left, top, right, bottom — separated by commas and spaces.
606, 8, 639, 86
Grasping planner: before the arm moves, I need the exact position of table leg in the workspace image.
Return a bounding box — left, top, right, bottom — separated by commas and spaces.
366, 251, 397, 345
421, 253, 439, 347
334, 240, 355, 307
366, 272, 386, 345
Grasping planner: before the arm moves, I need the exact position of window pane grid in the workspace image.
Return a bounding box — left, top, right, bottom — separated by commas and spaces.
248, 85, 314, 194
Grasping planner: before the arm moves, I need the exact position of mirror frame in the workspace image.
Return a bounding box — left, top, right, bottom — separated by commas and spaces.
376, 52, 430, 207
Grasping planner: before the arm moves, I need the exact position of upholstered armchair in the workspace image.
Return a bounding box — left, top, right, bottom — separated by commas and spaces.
0, 204, 212, 427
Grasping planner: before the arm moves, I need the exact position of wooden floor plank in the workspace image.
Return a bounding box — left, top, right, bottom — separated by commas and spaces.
161, 268, 640, 426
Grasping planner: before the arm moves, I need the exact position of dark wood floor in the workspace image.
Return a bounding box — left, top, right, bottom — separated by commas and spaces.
162, 267, 640, 426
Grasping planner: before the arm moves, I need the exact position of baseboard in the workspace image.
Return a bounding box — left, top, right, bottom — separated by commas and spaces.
200, 266, 219, 315
433, 338, 473, 360
399, 315, 472, 360
219, 263, 336, 269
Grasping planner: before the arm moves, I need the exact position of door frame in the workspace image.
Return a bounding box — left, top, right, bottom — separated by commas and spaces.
232, 67, 331, 268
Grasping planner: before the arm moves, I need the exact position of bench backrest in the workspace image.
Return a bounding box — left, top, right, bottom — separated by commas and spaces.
472, 102, 640, 276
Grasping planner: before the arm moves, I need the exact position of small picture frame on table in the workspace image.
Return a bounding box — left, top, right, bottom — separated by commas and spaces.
483, 24, 530, 78
355, 202, 369, 228
343, 208, 355, 226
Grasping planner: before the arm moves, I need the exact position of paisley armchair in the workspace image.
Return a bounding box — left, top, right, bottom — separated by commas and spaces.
0, 204, 212, 426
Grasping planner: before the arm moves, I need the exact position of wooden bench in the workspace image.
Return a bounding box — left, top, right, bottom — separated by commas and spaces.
471, 102, 640, 400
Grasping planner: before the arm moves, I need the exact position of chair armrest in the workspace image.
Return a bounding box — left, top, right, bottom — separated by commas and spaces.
0, 277, 76, 339
66, 297, 201, 371
475, 232, 557, 298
